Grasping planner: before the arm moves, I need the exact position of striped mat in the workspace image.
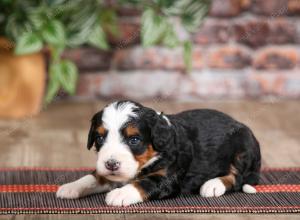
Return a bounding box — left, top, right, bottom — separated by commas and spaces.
0, 167, 299, 214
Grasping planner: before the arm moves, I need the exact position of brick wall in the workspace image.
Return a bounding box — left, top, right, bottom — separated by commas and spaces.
67, 0, 300, 101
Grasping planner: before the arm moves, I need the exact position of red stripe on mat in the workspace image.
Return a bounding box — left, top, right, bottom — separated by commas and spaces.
0, 167, 94, 171
255, 184, 300, 192
0, 185, 58, 192
0, 184, 300, 193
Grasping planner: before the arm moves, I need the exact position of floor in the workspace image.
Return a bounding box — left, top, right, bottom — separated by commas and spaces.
0, 100, 299, 219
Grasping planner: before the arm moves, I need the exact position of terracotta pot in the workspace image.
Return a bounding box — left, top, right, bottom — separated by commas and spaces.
0, 38, 46, 119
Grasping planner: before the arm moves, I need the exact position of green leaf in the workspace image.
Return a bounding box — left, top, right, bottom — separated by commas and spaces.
29, 14, 44, 30
163, 25, 179, 48
141, 8, 168, 47
42, 20, 65, 46
15, 32, 43, 55
45, 63, 61, 104
57, 60, 78, 94
156, 0, 174, 8
100, 9, 119, 37
181, 0, 211, 32
88, 25, 109, 50
67, 11, 98, 47
118, 0, 140, 5
5, 14, 33, 41
28, 7, 46, 30
45, 60, 78, 104
165, 0, 211, 32
50, 46, 64, 63
1, 0, 12, 4
183, 40, 192, 73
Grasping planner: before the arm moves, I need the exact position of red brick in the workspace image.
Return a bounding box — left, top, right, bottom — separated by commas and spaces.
192, 19, 230, 44
209, 0, 243, 17
295, 19, 300, 43
252, 0, 300, 15
241, 0, 252, 10
75, 70, 300, 100
247, 72, 284, 97
282, 74, 300, 97
253, 47, 298, 70
288, 0, 300, 14
251, 0, 289, 16
234, 18, 296, 46
62, 48, 112, 71
192, 48, 203, 69
76, 74, 95, 97
109, 19, 140, 47
75, 71, 248, 100
248, 71, 300, 98
268, 19, 296, 44
233, 19, 270, 47
207, 46, 252, 69
114, 47, 203, 71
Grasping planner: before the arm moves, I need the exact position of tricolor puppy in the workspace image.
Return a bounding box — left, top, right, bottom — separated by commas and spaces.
57, 100, 261, 206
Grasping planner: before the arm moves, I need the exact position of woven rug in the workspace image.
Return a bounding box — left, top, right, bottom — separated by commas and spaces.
0, 167, 299, 214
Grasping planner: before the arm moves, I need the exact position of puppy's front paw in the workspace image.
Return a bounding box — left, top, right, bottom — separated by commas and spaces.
105, 184, 143, 206
56, 182, 82, 199
200, 178, 226, 197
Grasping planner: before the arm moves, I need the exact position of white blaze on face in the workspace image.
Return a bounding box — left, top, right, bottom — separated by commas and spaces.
96, 101, 139, 182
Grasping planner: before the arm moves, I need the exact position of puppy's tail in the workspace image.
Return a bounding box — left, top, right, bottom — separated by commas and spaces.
242, 184, 257, 194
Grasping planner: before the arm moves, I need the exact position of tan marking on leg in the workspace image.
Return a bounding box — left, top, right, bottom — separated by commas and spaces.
132, 182, 147, 200
132, 168, 167, 200
220, 164, 238, 190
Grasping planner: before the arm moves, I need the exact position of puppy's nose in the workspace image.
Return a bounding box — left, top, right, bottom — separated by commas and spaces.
105, 159, 120, 171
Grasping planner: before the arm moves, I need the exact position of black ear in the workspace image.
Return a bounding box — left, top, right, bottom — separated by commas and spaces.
87, 121, 95, 150
144, 109, 173, 152
87, 111, 103, 150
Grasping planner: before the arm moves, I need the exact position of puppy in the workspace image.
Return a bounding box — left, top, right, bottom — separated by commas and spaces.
57, 100, 261, 206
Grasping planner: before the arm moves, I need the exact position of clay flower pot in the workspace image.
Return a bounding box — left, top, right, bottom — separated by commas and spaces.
0, 38, 46, 119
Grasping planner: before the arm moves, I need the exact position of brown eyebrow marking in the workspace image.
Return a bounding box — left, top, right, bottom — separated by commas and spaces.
134, 144, 157, 168
124, 124, 140, 137
97, 125, 107, 136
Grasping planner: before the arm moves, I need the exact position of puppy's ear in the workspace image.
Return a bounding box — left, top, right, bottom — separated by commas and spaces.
87, 121, 95, 150
87, 111, 103, 150
143, 109, 173, 152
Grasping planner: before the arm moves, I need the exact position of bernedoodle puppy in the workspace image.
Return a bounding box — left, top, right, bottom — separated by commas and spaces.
56, 100, 261, 206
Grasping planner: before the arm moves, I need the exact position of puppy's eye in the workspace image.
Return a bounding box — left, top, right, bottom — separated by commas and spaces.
96, 136, 105, 145
128, 136, 141, 146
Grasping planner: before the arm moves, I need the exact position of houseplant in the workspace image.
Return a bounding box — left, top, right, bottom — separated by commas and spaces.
0, 0, 210, 118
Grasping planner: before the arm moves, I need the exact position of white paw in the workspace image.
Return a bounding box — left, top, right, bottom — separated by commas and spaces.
242, 184, 256, 194
105, 184, 143, 206
56, 182, 83, 199
200, 178, 226, 197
